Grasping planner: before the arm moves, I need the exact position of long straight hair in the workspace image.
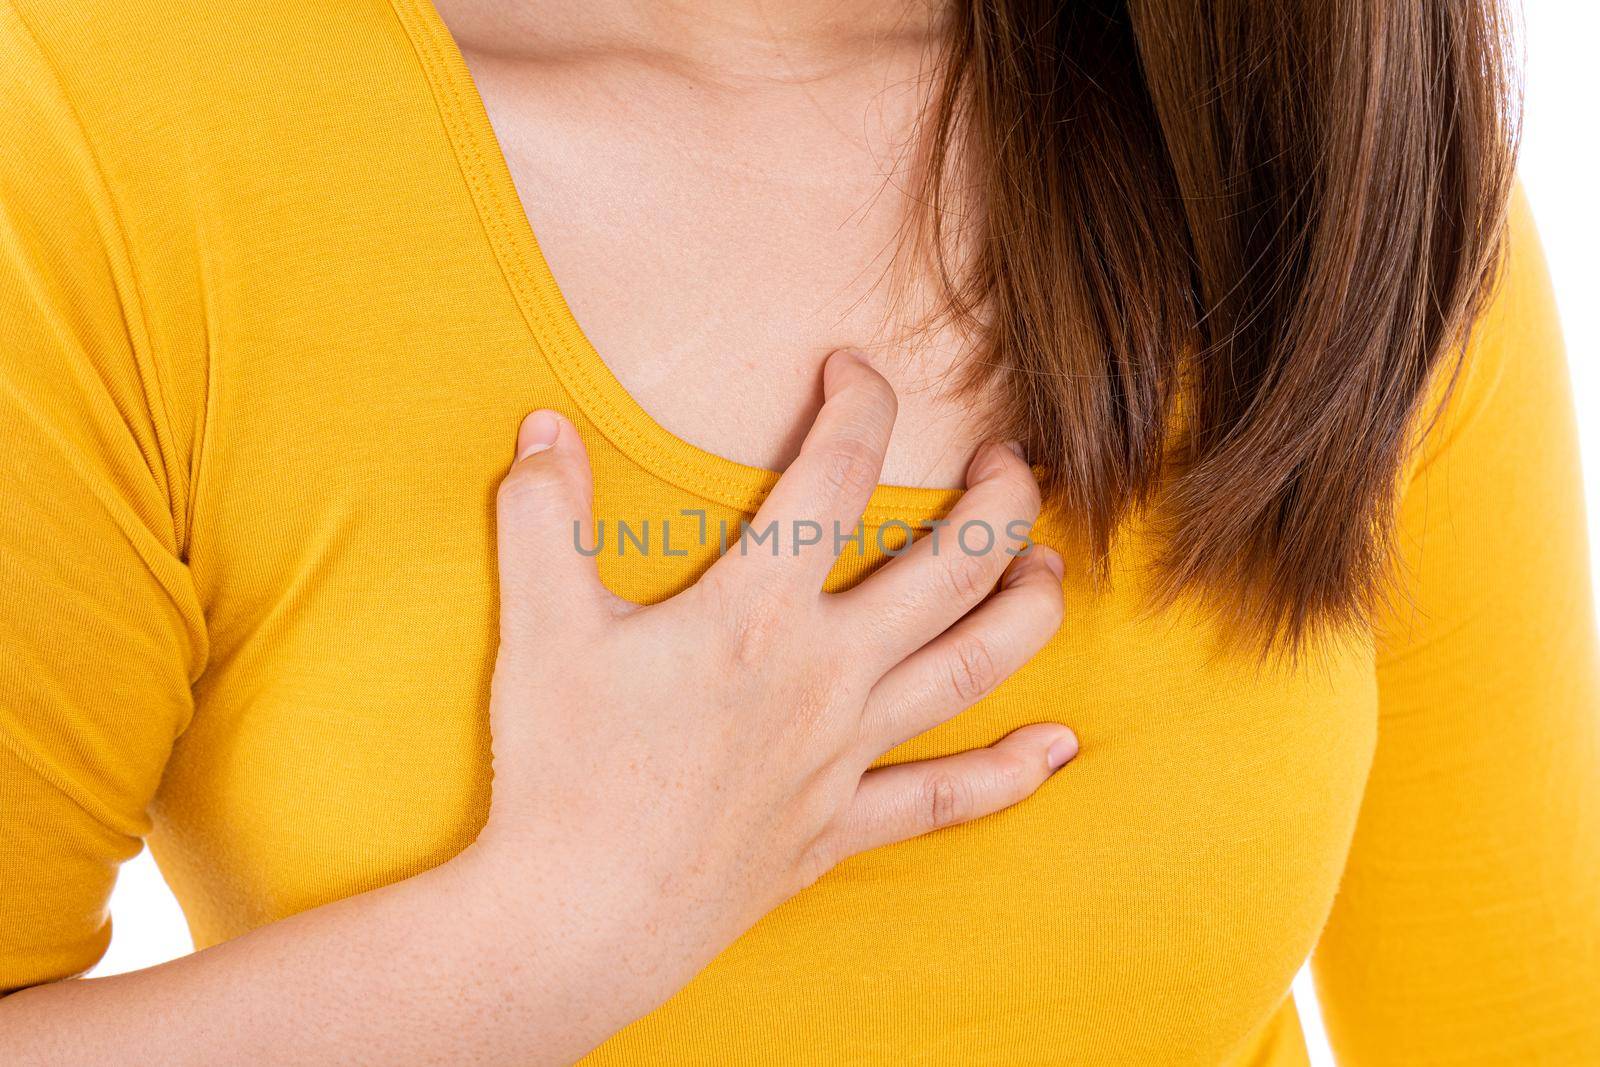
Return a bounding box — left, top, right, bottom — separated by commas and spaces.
916, 0, 1519, 649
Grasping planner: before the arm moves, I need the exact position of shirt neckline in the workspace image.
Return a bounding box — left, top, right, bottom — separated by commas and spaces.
388, 0, 966, 527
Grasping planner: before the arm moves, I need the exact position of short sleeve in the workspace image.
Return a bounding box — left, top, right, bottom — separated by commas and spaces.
1310, 189, 1600, 1061
0, 0, 206, 993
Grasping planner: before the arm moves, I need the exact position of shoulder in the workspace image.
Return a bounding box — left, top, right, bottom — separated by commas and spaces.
1406, 182, 1565, 480
2, 0, 439, 524
1468, 184, 1561, 388
2, 0, 403, 137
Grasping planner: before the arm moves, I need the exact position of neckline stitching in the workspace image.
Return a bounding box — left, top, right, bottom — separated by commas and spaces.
388, 0, 961, 526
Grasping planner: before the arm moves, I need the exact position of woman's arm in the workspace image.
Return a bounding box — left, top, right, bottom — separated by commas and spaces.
1311, 190, 1600, 1062
2, 355, 1077, 1065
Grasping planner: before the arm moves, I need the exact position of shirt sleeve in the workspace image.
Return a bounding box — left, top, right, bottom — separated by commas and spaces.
1310, 188, 1600, 1062
0, 1, 206, 993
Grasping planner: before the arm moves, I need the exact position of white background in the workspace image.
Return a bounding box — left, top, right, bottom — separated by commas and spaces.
92, 4, 1599, 1063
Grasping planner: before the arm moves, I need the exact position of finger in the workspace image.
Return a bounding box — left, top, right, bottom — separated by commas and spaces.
714, 349, 897, 590
837, 439, 1042, 665
495, 410, 624, 634
860, 545, 1065, 752
824, 723, 1078, 861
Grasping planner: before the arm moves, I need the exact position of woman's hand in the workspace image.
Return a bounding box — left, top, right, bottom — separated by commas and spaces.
0, 351, 1074, 1067
461, 351, 1076, 1046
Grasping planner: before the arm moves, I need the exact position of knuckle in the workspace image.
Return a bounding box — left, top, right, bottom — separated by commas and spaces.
987, 750, 1033, 797
695, 565, 742, 618
948, 635, 999, 703
922, 772, 972, 830
796, 835, 839, 890
940, 557, 992, 605
496, 465, 563, 518
817, 439, 881, 500
723, 588, 787, 666
801, 764, 855, 831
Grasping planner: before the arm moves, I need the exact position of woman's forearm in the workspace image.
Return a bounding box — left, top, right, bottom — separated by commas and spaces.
0, 849, 666, 1066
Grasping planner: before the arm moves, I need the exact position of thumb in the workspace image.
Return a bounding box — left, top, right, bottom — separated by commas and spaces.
495, 410, 617, 632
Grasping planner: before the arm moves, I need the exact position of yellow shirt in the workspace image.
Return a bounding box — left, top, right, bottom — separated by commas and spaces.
2, 1, 1597, 1063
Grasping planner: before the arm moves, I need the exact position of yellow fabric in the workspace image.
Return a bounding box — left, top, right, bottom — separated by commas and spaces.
1, 0, 1596, 1062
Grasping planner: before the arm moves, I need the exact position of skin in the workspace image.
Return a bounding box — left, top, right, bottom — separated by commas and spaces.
0, 352, 1077, 1064
442, 0, 987, 488
2, 5, 1084, 1062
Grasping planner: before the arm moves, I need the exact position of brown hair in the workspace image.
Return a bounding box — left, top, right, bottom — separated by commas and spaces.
916, 0, 1519, 649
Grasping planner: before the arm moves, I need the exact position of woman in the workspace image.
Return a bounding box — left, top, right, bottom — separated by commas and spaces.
1, 0, 1595, 1063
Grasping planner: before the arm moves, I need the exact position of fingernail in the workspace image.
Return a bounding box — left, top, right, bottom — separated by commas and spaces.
1040, 546, 1065, 581
1047, 728, 1079, 771
1003, 440, 1026, 461
517, 410, 561, 460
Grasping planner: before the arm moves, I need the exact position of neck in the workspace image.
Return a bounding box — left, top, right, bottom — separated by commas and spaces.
435, 0, 943, 81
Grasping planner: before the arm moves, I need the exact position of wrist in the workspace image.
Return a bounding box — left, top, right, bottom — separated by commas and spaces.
435, 838, 695, 1038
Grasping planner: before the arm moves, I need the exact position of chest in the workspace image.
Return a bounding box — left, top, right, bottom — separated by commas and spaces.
164, 290, 1379, 1056
460, 46, 992, 489
168, 366, 1380, 1056
150, 40, 1382, 1058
